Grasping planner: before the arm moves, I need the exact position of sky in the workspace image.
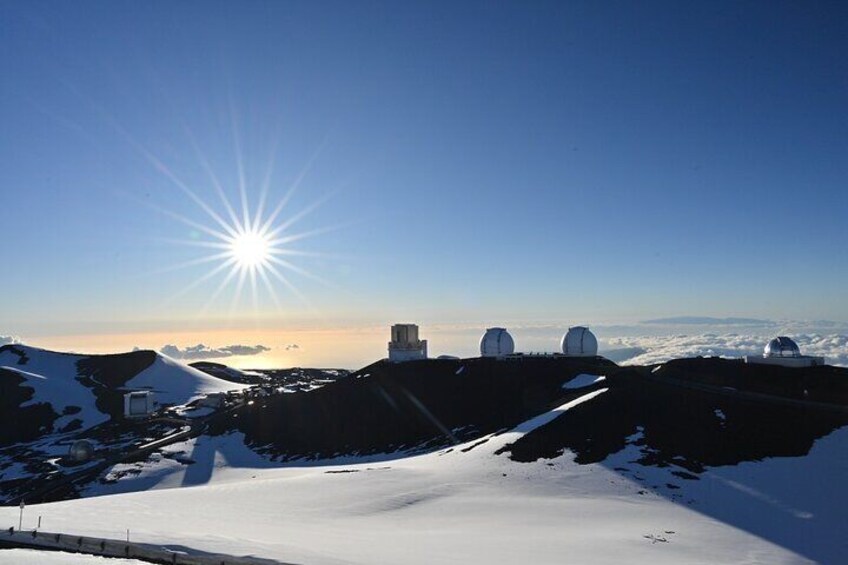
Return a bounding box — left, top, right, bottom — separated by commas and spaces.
1, 1, 847, 368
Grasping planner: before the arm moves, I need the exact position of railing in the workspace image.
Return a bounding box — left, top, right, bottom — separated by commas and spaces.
0, 527, 287, 565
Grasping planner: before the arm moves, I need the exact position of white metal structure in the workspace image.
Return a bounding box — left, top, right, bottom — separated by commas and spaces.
388, 323, 428, 362
744, 336, 825, 368
123, 391, 156, 418
561, 326, 598, 357
480, 328, 515, 357
764, 336, 802, 358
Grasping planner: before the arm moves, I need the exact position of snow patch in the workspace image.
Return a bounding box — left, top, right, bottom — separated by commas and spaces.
562, 373, 606, 390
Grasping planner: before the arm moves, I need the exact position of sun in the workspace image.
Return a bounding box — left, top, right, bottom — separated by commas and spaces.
229, 229, 271, 270
127, 117, 342, 312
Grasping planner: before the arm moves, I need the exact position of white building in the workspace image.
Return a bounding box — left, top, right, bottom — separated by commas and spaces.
123, 390, 156, 418
388, 323, 428, 362
561, 326, 598, 357
480, 327, 515, 357
744, 336, 825, 368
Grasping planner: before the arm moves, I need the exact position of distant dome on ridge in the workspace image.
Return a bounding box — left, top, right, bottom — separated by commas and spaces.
480, 328, 515, 357
561, 326, 598, 357
764, 336, 801, 358
69, 440, 95, 462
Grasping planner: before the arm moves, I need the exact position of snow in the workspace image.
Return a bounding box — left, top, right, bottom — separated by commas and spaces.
128, 354, 247, 406
0, 347, 105, 429
0, 550, 148, 564
0, 346, 245, 430
1, 387, 841, 564
562, 373, 606, 390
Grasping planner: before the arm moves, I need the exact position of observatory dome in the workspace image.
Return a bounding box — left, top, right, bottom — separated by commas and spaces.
69, 440, 95, 463
561, 326, 598, 357
480, 328, 515, 357
764, 336, 801, 358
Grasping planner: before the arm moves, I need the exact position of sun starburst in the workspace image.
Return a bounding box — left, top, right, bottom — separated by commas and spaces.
228, 228, 272, 270
131, 125, 344, 314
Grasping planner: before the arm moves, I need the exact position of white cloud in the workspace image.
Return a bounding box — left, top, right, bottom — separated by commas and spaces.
160, 344, 271, 361
0, 335, 21, 346
607, 333, 848, 367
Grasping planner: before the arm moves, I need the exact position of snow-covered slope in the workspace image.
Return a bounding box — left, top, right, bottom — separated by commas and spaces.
1, 389, 845, 565
0, 344, 245, 434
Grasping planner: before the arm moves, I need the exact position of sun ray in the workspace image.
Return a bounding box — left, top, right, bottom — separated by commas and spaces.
162, 256, 238, 308
227, 94, 251, 231
152, 237, 233, 251
258, 266, 281, 308
200, 261, 242, 315
264, 190, 336, 241
253, 132, 281, 236
258, 138, 328, 235
123, 194, 234, 243
266, 262, 312, 308
144, 250, 233, 276
267, 255, 339, 291
268, 248, 351, 260
183, 123, 244, 233
229, 265, 250, 315
267, 221, 354, 247
116, 132, 240, 240
249, 266, 260, 315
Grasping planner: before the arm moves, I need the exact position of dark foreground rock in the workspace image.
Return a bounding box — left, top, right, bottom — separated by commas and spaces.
209, 356, 617, 460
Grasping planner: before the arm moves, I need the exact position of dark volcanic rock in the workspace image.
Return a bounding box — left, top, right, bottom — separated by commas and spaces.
499, 361, 848, 473
655, 357, 848, 404
210, 356, 616, 461
0, 368, 61, 446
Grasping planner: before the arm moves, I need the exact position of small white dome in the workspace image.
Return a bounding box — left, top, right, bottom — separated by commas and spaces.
764, 336, 801, 358
480, 328, 515, 357
561, 326, 598, 357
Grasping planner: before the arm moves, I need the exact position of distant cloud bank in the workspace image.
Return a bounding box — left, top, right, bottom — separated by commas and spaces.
607, 333, 848, 367
639, 317, 775, 327
0, 335, 21, 346
160, 343, 271, 361
285, 344, 300, 351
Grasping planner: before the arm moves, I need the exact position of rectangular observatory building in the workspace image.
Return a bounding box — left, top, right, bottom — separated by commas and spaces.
388, 323, 428, 362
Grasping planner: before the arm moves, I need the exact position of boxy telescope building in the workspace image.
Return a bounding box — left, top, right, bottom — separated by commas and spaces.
388, 324, 428, 362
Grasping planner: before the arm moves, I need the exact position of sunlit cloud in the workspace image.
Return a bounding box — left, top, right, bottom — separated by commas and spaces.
161, 343, 271, 361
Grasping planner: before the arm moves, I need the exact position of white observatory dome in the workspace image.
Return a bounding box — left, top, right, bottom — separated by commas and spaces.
561, 326, 598, 357
764, 336, 801, 358
480, 328, 515, 357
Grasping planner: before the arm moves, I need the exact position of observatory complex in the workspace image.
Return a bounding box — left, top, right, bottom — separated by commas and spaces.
744, 336, 825, 368
389, 323, 602, 360
388, 324, 428, 362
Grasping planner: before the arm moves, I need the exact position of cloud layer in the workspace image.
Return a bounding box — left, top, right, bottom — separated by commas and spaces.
607, 333, 848, 367
160, 344, 271, 361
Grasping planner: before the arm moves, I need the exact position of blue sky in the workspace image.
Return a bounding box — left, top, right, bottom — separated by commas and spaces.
1, 1, 847, 350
